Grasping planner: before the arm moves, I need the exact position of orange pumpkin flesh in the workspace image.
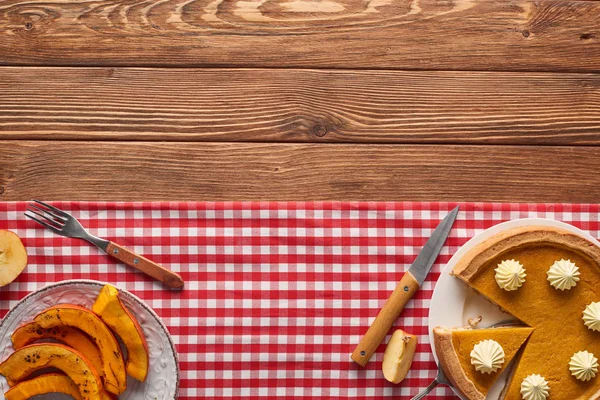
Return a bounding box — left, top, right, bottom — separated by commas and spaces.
0, 343, 102, 400
34, 304, 127, 395
93, 284, 149, 382
5, 373, 114, 400
5, 373, 82, 400
11, 321, 104, 378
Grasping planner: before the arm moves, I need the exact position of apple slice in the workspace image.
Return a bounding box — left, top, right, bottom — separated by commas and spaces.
34, 305, 127, 395
11, 321, 104, 378
0, 343, 103, 400
93, 284, 149, 382
382, 329, 418, 384
0, 230, 27, 286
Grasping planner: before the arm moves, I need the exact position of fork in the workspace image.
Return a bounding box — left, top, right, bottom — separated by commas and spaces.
411, 320, 520, 400
25, 200, 184, 289
411, 362, 467, 400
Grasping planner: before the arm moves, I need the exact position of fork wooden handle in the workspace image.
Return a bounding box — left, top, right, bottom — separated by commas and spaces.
106, 242, 184, 289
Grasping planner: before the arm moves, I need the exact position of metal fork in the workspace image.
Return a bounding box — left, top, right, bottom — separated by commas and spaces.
411, 320, 520, 399
25, 200, 184, 289
411, 362, 466, 400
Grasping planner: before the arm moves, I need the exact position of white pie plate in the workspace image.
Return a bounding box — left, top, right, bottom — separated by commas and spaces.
428, 218, 600, 399
0, 279, 179, 399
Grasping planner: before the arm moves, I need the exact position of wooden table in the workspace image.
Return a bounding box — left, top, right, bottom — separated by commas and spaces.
1, 1, 599, 202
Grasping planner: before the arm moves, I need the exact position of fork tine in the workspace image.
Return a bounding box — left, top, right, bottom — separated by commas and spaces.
32, 200, 71, 218
25, 212, 64, 236
27, 203, 67, 224
28, 203, 67, 223
26, 207, 64, 228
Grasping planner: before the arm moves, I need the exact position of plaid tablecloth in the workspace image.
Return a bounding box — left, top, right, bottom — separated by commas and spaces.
0, 202, 599, 399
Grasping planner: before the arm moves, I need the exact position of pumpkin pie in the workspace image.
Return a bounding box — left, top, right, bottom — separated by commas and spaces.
433, 326, 534, 400
438, 226, 600, 400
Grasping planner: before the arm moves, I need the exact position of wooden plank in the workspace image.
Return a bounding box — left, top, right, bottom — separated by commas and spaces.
1, 141, 600, 202
0, 0, 599, 71
2, 67, 600, 144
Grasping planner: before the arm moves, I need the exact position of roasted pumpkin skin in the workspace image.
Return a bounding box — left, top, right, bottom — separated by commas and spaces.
5, 373, 82, 400
34, 304, 127, 395
5, 373, 115, 400
0, 343, 102, 400
93, 284, 149, 382
11, 321, 104, 378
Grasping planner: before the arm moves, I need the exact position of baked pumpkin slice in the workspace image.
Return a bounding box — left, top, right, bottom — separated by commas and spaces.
34, 304, 127, 395
451, 226, 600, 399
0, 343, 103, 400
4, 373, 115, 400
5, 373, 83, 400
433, 326, 533, 400
11, 321, 104, 379
93, 284, 149, 382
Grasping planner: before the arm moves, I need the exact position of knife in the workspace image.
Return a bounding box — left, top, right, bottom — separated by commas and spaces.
351, 206, 460, 367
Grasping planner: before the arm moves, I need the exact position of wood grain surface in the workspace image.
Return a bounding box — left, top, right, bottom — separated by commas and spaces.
1, 141, 599, 202
0, 0, 599, 71
2, 67, 600, 144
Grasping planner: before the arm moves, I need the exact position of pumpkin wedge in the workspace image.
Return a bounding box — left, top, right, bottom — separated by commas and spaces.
11, 321, 104, 378
0, 344, 102, 400
93, 284, 149, 382
5, 373, 82, 400
5, 374, 115, 400
34, 304, 127, 395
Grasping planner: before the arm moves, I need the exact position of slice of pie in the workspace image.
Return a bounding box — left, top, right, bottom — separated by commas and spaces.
433, 326, 534, 400
443, 226, 600, 400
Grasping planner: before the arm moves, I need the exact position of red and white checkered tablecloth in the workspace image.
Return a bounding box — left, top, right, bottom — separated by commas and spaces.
0, 202, 599, 399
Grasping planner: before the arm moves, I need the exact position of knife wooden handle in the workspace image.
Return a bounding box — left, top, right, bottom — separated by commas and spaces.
106, 242, 184, 289
351, 271, 419, 367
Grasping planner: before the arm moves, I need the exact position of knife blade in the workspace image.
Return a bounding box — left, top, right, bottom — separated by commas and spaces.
351, 206, 460, 367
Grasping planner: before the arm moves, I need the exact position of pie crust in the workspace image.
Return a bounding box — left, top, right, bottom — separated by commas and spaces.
453, 226, 600, 283
433, 326, 533, 400
435, 226, 600, 400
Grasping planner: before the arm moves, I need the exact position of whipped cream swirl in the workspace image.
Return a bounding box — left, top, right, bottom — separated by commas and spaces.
547, 259, 580, 290
495, 259, 526, 291
520, 374, 550, 400
569, 351, 599, 381
470, 340, 505, 374
583, 302, 600, 332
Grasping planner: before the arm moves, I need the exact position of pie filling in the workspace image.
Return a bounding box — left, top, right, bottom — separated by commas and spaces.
442, 227, 600, 400
472, 245, 600, 399
452, 327, 534, 395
